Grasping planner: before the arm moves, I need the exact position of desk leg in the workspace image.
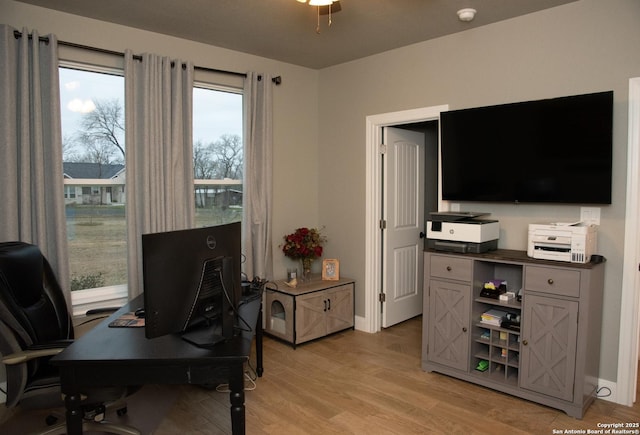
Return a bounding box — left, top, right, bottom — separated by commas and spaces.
64, 392, 84, 435
229, 363, 246, 435
256, 305, 263, 377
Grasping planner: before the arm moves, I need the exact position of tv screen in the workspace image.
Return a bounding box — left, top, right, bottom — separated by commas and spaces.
440, 91, 613, 204
142, 222, 241, 347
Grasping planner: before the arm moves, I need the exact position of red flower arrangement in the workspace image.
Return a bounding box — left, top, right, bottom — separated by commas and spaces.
281, 227, 325, 260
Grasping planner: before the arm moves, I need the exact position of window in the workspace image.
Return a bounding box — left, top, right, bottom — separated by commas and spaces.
64, 186, 76, 199
193, 85, 243, 227
58, 62, 244, 315
59, 66, 127, 299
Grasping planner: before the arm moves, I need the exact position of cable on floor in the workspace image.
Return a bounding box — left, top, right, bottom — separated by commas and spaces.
215, 360, 258, 393
596, 386, 612, 398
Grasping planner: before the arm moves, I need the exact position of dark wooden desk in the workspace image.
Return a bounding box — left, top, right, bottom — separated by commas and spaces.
51, 294, 262, 435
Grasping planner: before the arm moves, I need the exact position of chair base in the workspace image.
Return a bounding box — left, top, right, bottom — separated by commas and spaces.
37, 419, 140, 435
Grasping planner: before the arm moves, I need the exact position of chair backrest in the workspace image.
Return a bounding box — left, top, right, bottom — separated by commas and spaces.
0, 242, 72, 346
0, 241, 73, 407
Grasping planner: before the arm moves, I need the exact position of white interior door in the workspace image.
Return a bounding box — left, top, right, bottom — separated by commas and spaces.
382, 127, 425, 328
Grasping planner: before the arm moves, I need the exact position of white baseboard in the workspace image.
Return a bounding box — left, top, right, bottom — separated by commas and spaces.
354, 315, 369, 333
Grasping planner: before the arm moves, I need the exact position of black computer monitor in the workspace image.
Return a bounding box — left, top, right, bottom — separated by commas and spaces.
141, 222, 241, 348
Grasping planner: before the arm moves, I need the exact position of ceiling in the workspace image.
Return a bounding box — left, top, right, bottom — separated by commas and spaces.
17, 0, 578, 69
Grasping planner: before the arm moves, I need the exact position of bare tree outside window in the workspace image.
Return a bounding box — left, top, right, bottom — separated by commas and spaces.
193, 86, 243, 227
60, 67, 126, 291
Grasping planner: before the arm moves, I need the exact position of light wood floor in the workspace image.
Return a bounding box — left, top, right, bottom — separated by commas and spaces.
154, 316, 640, 434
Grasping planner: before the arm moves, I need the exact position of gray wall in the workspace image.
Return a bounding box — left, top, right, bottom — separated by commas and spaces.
316, 0, 640, 383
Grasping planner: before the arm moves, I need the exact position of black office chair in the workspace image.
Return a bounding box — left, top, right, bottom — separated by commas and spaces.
0, 241, 140, 434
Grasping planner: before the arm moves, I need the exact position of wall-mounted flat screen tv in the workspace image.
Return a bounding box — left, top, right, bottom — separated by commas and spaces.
440, 91, 613, 204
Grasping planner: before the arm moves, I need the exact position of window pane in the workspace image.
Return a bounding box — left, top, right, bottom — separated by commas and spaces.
193, 87, 243, 227
60, 67, 126, 291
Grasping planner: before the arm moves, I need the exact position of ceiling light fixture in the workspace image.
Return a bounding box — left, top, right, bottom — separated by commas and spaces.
297, 0, 340, 34
457, 8, 477, 22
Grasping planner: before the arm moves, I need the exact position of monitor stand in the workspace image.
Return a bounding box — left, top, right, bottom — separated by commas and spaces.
181, 325, 226, 349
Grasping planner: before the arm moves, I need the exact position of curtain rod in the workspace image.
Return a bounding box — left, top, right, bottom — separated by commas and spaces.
13, 30, 282, 85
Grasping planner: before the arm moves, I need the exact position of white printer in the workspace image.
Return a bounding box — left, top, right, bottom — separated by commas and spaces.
527, 222, 597, 264
426, 212, 499, 253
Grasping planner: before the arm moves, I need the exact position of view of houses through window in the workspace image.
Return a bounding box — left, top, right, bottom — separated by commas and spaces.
60, 65, 243, 294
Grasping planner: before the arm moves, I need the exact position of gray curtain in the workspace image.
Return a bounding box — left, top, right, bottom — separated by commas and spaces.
124, 51, 195, 298
242, 72, 273, 280
0, 25, 70, 305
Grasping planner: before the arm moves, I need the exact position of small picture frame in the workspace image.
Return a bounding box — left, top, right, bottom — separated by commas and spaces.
322, 259, 340, 281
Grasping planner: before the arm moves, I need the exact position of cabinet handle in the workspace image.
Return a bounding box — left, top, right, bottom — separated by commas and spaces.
446, 266, 452, 272
462, 327, 467, 332
323, 300, 327, 312
522, 340, 528, 346
547, 278, 554, 285
327, 298, 331, 311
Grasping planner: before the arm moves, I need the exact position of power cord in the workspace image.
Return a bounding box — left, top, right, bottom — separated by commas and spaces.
214, 360, 258, 393
234, 276, 269, 334
596, 386, 612, 398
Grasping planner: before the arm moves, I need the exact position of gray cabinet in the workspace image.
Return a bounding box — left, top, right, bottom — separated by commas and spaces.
422, 249, 604, 419
426, 274, 471, 371
520, 294, 578, 401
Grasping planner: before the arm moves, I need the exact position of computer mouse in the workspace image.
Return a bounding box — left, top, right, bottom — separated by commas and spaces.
134, 308, 145, 318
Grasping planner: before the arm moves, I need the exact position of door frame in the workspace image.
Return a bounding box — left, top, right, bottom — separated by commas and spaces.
364, 105, 448, 333
618, 77, 640, 406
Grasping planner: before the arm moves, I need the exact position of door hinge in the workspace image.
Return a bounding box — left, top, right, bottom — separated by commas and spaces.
379, 143, 387, 154
380, 219, 387, 230
379, 292, 386, 303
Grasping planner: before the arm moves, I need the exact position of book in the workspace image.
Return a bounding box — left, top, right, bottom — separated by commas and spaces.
480, 309, 508, 326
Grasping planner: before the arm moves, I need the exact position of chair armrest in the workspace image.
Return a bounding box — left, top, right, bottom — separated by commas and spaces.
85, 307, 120, 316
1, 340, 72, 365
75, 307, 121, 330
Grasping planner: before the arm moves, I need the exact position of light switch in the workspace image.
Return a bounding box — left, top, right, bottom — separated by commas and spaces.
580, 207, 601, 225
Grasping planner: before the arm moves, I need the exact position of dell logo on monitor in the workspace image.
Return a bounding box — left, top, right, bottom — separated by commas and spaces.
206, 235, 216, 250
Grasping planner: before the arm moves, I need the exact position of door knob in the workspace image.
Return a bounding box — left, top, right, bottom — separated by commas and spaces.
419, 232, 426, 239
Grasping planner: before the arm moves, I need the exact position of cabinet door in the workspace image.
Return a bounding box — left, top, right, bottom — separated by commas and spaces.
520, 294, 578, 401
326, 285, 354, 335
427, 280, 470, 371
295, 292, 327, 344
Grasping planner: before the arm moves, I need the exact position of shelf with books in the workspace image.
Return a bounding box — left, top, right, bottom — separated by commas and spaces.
470, 260, 523, 386
473, 285, 521, 387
